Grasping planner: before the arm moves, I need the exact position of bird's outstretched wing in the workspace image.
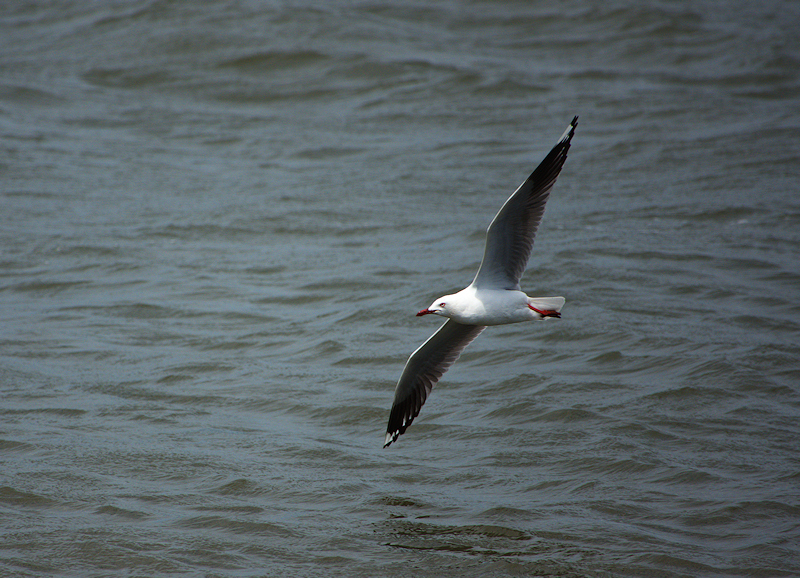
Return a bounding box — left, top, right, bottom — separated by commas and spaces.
471, 116, 578, 291
384, 320, 486, 447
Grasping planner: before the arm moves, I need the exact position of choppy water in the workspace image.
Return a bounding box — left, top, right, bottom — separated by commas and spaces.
2, 1, 799, 576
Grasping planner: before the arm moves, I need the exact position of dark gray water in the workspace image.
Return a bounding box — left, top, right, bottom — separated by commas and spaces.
2, 1, 799, 576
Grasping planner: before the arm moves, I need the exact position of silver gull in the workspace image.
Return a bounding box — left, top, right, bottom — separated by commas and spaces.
384, 116, 578, 448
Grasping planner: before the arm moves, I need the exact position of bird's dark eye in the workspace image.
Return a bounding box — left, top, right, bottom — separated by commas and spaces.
439, 302, 446, 307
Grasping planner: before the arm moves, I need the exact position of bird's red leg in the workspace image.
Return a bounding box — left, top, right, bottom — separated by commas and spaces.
528, 304, 561, 318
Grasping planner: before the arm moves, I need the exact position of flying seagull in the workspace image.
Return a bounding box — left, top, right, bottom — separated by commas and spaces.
384, 116, 578, 448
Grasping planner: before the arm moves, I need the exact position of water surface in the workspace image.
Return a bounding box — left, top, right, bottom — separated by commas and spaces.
2, 1, 799, 576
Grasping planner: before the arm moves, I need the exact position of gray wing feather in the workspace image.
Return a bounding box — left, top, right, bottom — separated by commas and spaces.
384, 320, 486, 447
471, 116, 578, 290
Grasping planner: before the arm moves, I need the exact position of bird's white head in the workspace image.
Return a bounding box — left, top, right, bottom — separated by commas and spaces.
417, 296, 452, 318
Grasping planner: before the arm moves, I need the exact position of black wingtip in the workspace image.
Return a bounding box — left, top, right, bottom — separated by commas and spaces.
384, 412, 411, 448
384, 427, 406, 447
558, 116, 579, 145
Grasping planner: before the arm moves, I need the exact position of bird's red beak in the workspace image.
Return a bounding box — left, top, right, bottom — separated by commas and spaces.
416, 309, 433, 316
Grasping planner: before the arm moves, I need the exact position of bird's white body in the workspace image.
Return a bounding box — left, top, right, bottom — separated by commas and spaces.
423, 287, 565, 326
